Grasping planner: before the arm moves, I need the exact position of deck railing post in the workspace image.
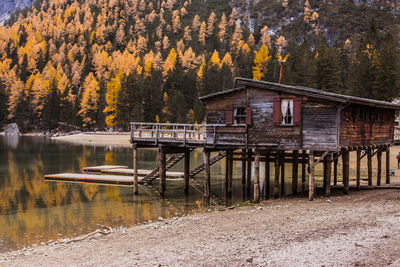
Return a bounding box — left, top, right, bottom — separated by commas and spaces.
183, 125, 186, 146
155, 124, 159, 145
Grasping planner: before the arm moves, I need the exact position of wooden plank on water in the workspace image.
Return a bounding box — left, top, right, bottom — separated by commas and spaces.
83, 165, 128, 172
45, 173, 137, 185
101, 168, 185, 178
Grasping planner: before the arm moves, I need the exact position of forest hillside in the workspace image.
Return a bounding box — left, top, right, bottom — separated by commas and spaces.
0, 0, 399, 131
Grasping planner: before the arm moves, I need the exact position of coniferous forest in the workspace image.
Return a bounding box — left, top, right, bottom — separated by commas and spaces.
0, 0, 399, 131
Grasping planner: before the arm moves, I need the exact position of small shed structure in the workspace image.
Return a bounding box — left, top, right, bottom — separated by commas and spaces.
130, 77, 400, 202
200, 77, 398, 151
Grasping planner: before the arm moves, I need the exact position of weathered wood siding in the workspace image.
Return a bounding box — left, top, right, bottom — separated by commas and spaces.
339, 105, 395, 147
206, 90, 248, 145
302, 99, 338, 150
247, 87, 301, 149
205, 86, 395, 150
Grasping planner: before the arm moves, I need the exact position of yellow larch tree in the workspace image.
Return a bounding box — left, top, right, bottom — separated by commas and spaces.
78, 73, 100, 128
253, 44, 271, 80
104, 71, 122, 127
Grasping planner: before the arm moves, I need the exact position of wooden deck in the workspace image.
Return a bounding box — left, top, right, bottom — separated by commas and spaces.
100, 168, 184, 178
83, 165, 184, 178
83, 165, 128, 172
130, 122, 248, 148
45, 173, 140, 185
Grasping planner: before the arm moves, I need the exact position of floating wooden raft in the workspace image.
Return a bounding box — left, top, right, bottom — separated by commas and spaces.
83, 165, 128, 172
45, 173, 140, 185
100, 168, 184, 178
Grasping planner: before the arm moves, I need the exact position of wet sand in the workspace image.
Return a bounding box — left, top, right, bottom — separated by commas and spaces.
1, 134, 400, 265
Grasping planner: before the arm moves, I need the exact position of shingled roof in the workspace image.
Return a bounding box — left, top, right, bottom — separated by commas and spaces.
199, 77, 400, 109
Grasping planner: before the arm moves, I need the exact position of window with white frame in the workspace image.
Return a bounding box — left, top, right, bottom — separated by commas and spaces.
281, 99, 293, 125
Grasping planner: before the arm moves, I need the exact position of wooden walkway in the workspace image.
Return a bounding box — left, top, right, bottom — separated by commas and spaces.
45, 173, 141, 185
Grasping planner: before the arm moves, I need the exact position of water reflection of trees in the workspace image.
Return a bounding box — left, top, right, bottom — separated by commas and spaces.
0, 138, 201, 251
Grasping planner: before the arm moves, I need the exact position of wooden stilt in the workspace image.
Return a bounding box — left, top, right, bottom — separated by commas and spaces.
263, 152, 270, 199
292, 150, 298, 195
309, 151, 315, 201
225, 151, 229, 190
333, 155, 338, 186
133, 146, 139, 195
386, 146, 390, 184
254, 152, 260, 203
377, 148, 382, 186
274, 155, 280, 198
241, 149, 246, 184
302, 150, 306, 191
342, 149, 349, 194
323, 156, 328, 193
356, 149, 361, 191
184, 149, 190, 194
280, 153, 285, 196
247, 149, 252, 196
203, 149, 210, 200
228, 150, 233, 195
158, 148, 166, 197
325, 154, 332, 197
367, 148, 372, 186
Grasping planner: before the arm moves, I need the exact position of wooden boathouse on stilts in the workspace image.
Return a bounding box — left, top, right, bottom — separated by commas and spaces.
130, 77, 400, 203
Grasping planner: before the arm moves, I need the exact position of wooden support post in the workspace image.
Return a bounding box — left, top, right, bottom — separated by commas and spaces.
386, 146, 390, 184
292, 150, 298, 195
241, 149, 246, 184
280, 153, 285, 196
367, 148, 372, 186
323, 156, 327, 193
263, 152, 270, 199
309, 151, 315, 201
158, 148, 166, 197
377, 148, 382, 186
225, 151, 229, 190
133, 146, 139, 195
333, 155, 338, 186
356, 149, 361, 191
325, 154, 332, 197
203, 149, 210, 200
254, 152, 260, 203
302, 150, 306, 191
274, 155, 280, 198
228, 150, 233, 196
184, 149, 190, 194
342, 149, 349, 194
247, 149, 252, 196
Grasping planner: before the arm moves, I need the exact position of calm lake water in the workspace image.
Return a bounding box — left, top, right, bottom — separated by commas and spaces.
0, 136, 325, 252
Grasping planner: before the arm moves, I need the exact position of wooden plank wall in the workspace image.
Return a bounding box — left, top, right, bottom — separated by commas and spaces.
302, 99, 338, 150
247, 88, 301, 149
340, 105, 395, 147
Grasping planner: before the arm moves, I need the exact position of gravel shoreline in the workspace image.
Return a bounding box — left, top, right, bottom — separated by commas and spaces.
1, 189, 400, 266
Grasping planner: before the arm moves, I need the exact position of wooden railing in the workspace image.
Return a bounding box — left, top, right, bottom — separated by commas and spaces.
130, 122, 248, 146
